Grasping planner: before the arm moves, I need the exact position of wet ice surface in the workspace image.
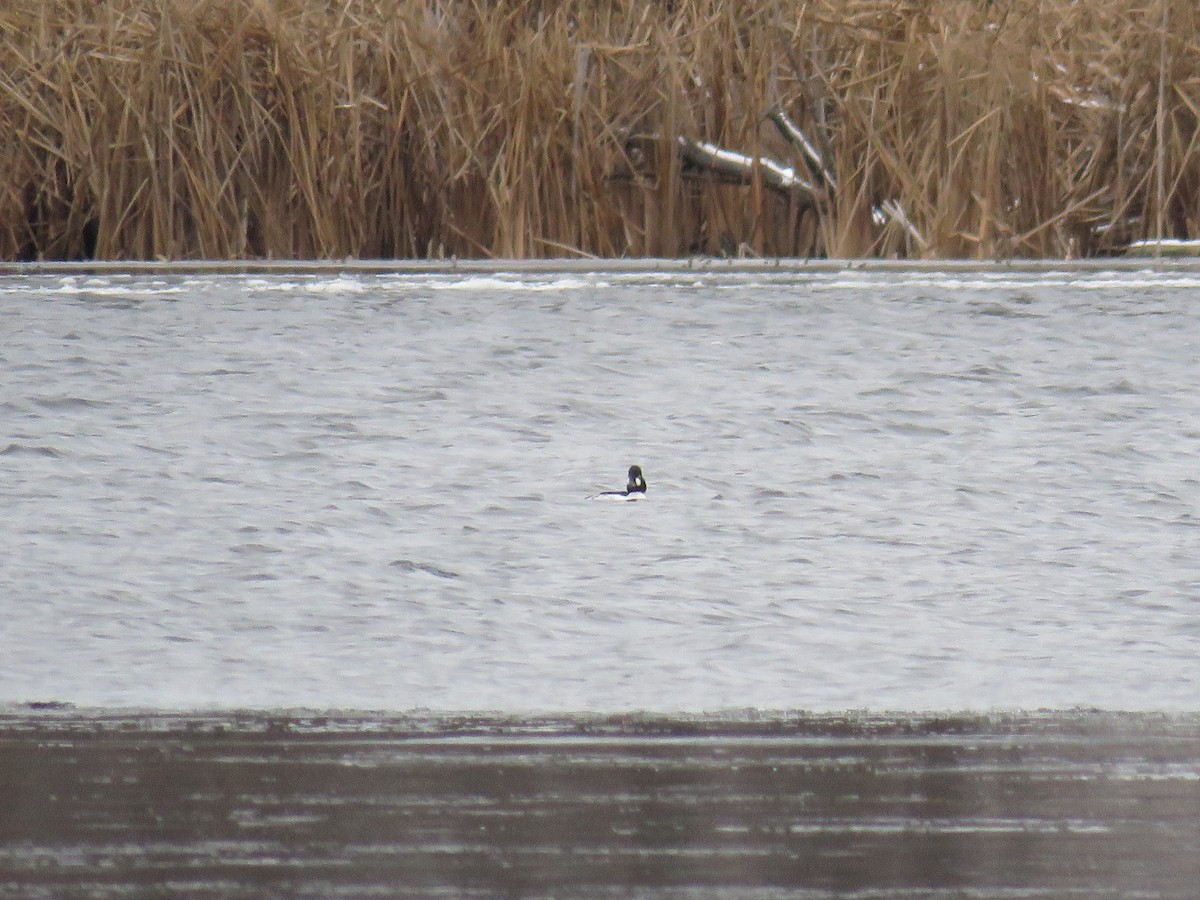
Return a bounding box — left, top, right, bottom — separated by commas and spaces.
2, 267, 1200, 710
1, 709, 1198, 898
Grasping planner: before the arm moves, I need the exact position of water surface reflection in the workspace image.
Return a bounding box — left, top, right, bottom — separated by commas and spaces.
2, 709, 1197, 897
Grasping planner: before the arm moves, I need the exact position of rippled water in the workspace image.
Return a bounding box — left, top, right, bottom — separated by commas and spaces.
3, 266, 1199, 711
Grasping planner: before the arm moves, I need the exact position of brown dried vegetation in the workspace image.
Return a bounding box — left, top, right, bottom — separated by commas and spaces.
0, 0, 1197, 260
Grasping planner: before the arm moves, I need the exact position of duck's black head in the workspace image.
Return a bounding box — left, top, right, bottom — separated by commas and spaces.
626, 464, 646, 494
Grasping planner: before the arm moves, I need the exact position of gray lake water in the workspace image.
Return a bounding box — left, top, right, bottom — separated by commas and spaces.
3, 266, 1200, 712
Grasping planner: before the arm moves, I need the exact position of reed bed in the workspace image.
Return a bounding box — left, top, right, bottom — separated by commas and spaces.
1, 0, 1197, 260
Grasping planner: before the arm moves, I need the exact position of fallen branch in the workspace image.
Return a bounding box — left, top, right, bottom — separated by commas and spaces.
766, 108, 837, 192
874, 198, 926, 250
675, 135, 822, 208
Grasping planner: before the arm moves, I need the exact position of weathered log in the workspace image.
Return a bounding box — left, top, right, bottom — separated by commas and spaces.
675, 136, 821, 208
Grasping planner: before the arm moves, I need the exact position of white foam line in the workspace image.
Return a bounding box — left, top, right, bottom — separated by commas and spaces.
41, 284, 186, 297
8, 270, 1200, 297
425, 275, 599, 292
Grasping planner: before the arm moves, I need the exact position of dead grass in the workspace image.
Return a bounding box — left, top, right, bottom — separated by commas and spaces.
0, 0, 1197, 260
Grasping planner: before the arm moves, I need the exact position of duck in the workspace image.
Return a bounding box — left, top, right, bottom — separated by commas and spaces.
590, 464, 647, 501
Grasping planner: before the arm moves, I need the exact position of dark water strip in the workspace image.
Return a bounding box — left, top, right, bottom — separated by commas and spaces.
6, 256, 1200, 276
1, 709, 1198, 898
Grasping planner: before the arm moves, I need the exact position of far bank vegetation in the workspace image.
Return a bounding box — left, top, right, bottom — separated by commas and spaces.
1, 0, 1198, 261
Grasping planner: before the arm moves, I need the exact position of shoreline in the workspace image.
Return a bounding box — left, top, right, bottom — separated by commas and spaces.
9, 255, 1200, 278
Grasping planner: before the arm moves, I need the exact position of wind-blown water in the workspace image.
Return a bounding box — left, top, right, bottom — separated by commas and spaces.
3, 267, 1198, 711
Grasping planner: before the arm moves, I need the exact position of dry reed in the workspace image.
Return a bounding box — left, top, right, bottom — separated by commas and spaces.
1, 0, 1197, 261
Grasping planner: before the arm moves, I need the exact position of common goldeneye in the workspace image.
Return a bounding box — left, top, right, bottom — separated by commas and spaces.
590, 465, 647, 501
